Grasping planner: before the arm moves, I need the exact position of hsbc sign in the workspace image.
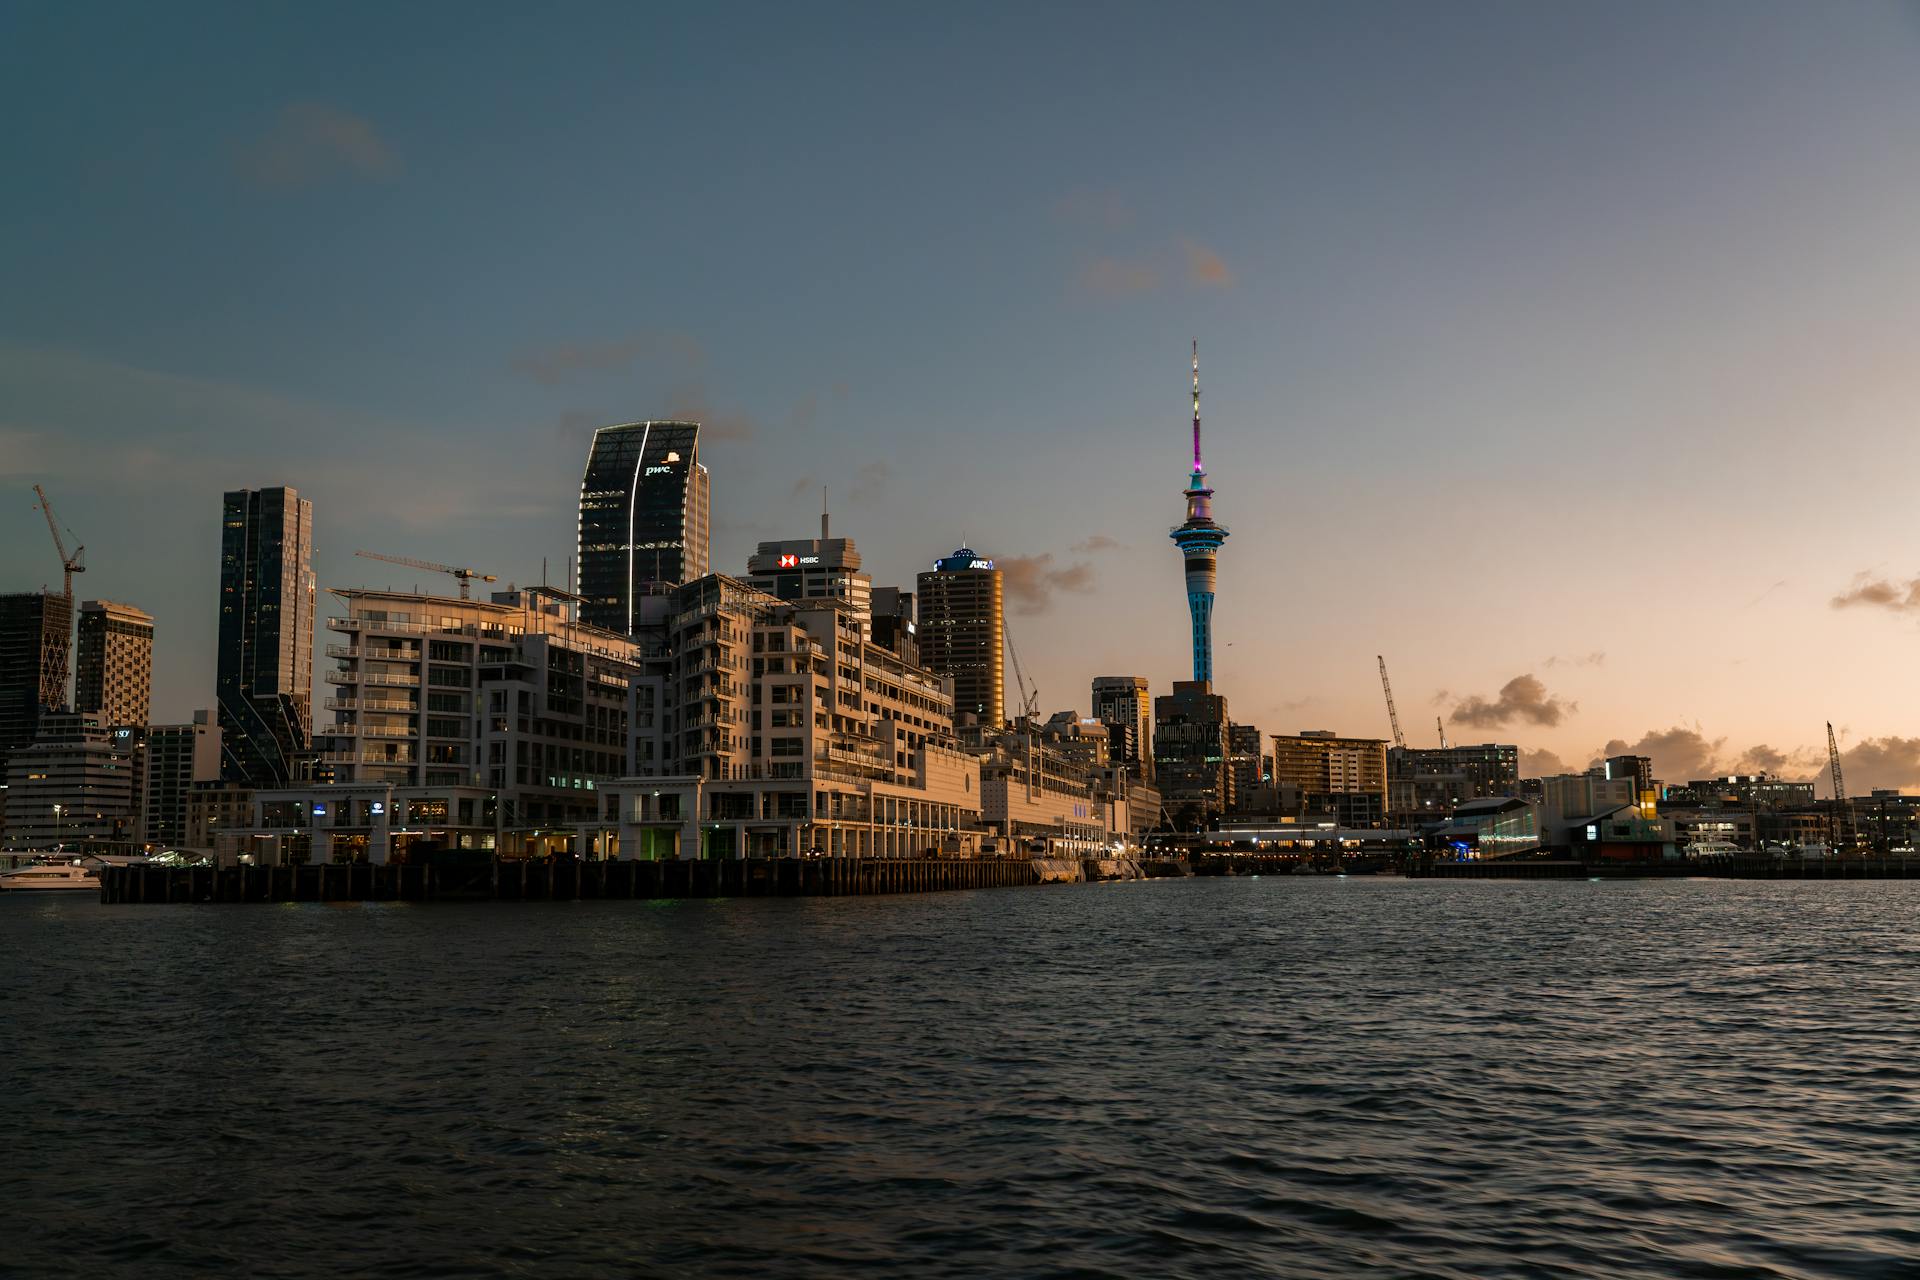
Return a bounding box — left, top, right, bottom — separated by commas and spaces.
778, 554, 799, 569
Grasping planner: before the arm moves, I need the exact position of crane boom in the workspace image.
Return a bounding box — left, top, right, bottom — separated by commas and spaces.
1436, 716, 1449, 750
1002, 620, 1037, 726
355, 549, 497, 600
1377, 655, 1405, 749
31, 484, 85, 598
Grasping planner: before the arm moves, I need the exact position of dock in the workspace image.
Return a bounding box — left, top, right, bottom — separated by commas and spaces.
96, 855, 1190, 904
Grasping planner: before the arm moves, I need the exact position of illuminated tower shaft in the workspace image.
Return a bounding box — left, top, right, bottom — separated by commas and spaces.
1169, 340, 1229, 684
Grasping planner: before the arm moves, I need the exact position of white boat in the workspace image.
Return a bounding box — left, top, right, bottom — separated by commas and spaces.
0, 861, 101, 891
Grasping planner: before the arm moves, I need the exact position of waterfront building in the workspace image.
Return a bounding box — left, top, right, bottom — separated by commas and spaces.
142, 711, 220, 848
0, 590, 73, 769
976, 722, 1115, 855
217, 487, 315, 788
1434, 797, 1540, 859
1091, 675, 1153, 779
3, 712, 141, 849
577, 421, 710, 634
309, 585, 649, 849
75, 600, 154, 730
1388, 743, 1520, 817
1154, 680, 1233, 822
1658, 774, 1816, 810
916, 547, 1004, 728
1271, 731, 1389, 827
602, 573, 981, 860
186, 780, 253, 851
1168, 342, 1229, 684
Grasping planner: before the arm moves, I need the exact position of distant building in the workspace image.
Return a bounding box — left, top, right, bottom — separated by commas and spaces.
143, 711, 221, 848
868, 587, 917, 663
1091, 676, 1153, 779
1598, 754, 1656, 796
1389, 743, 1520, 817
1154, 681, 1233, 820
977, 721, 1114, 855
75, 600, 154, 730
744, 530, 872, 623
0, 590, 73, 771
4, 711, 141, 849
1227, 722, 1267, 806
217, 487, 315, 788
186, 780, 252, 852
577, 421, 710, 634
916, 547, 1004, 728
1271, 731, 1389, 827
1660, 774, 1816, 810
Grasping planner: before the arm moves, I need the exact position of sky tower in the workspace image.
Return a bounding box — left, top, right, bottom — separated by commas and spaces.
1169, 340, 1229, 684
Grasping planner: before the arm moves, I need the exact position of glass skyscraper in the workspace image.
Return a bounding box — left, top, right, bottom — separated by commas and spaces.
577, 421, 710, 635
217, 487, 315, 787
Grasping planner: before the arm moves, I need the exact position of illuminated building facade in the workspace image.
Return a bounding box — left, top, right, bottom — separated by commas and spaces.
75, 599, 154, 730
1091, 675, 1153, 779
916, 547, 1004, 728
577, 421, 710, 635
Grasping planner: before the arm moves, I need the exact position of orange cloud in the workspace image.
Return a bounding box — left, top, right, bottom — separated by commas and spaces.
1183, 240, 1233, 288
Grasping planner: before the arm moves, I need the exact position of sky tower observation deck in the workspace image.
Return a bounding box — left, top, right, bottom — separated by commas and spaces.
1169, 341, 1229, 685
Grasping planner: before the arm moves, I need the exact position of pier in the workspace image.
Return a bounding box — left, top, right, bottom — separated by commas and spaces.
96, 855, 1188, 904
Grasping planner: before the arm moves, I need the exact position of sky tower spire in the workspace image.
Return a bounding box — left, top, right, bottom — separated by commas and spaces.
1169, 341, 1230, 685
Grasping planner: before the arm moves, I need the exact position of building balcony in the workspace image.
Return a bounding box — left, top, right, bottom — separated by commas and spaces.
359, 672, 421, 688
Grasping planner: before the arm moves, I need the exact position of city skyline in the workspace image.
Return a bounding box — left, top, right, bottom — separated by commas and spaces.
8, 2, 1920, 788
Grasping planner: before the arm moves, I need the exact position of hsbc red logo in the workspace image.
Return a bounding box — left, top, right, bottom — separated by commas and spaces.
778, 553, 799, 569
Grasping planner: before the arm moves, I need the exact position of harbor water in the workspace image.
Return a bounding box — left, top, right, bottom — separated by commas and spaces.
5, 876, 1919, 1278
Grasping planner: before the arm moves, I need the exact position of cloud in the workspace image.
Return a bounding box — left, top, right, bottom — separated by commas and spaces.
1071, 534, 1121, 553
510, 332, 706, 386
1840, 737, 1920, 792
1182, 239, 1233, 288
1591, 728, 1821, 786
1451, 674, 1573, 728
1520, 747, 1569, 777
1052, 188, 1135, 230
658, 381, 754, 443
235, 102, 399, 189
1542, 651, 1606, 669
849, 461, 890, 504
1831, 572, 1920, 613
999, 553, 1097, 613
553, 410, 602, 443
788, 474, 817, 499
1078, 258, 1160, 297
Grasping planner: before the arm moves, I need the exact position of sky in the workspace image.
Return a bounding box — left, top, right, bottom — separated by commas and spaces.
6, 1, 1920, 792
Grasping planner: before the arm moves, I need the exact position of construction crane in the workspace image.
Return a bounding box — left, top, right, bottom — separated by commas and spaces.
1002, 620, 1038, 726
355, 550, 497, 600
1377, 655, 1405, 749
1828, 720, 1850, 849
1436, 716, 1449, 750
32, 484, 85, 599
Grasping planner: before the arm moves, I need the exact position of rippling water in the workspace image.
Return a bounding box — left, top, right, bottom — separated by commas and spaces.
6, 877, 1920, 1278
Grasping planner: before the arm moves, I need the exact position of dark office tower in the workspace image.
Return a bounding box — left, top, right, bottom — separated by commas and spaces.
1092, 676, 1153, 778
916, 547, 1004, 728
1154, 680, 1234, 819
217, 487, 315, 787
0, 591, 73, 772
75, 600, 154, 729
577, 421, 711, 635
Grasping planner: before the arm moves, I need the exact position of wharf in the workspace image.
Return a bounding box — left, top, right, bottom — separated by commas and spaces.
97, 855, 1190, 905
1409, 857, 1920, 880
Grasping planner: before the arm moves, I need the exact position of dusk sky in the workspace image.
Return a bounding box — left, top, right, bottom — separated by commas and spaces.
7, 1, 1920, 791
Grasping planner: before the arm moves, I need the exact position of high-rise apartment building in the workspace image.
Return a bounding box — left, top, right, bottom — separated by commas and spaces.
0, 591, 72, 769
1227, 722, 1267, 802
577, 421, 710, 634
1388, 743, 1520, 816
1154, 680, 1233, 819
916, 547, 1004, 728
1272, 731, 1390, 827
75, 600, 154, 729
143, 711, 221, 848
217, 487, 315, 788
1092, 675, 1153, 778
